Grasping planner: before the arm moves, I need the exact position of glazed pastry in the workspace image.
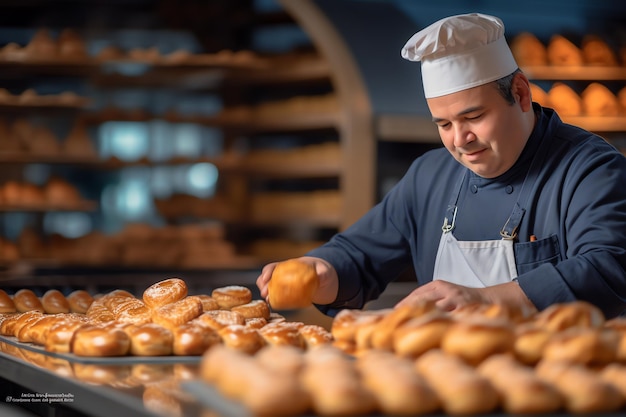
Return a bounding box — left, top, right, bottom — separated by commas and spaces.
547, 34, 584, 66
193, 309, 245, 330
126, 323, 173, 356
513, 322, 553, 365
66, 290, 93, 314
542, 327, 620, 365
13, 289, 44, 313
0, 289, 16, 313
71, 324, 131, 357
510, 32, 548, 66
393, 311, 453, 358
582, 82, 621, 117
171, 322, 221, 356
41, 289, 70, 314
533, 301, 605, 332
142, 278, 188, 310
211, 285, 252, 309
151, 296, 203, 330
548, 82, 583, 117
370, 302, 438, 351
219, 324, 266, 354
258, 322, 305, 349
196, 294, 220, 311
298, 324, 333, 349
231, 299, 270, 320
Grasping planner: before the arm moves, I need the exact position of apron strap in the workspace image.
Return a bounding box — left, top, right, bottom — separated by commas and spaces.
441, 171, 467, 233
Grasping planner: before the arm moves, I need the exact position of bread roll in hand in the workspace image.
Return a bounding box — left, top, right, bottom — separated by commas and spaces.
268, 259, 319, 310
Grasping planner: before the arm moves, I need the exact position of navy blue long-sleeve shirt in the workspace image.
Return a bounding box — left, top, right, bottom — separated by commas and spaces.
309, 105, 626, 318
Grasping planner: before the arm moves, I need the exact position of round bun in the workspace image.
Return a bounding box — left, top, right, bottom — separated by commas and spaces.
13, 289, 44, 313
231, 299, 270, 320
71, 324, 131, 357
0, 289, 16, 313
127, 323, 174, 356
143, 278, 188, 310
41, 289, 70, 314
66, 290, 94, 314
211, 285, 252, 309
268, 259, 319, 310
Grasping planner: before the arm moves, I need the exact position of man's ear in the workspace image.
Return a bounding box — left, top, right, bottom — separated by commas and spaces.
513, 72, 533, 112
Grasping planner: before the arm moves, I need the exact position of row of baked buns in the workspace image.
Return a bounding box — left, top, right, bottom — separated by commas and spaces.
531, 82, 626, 117
196, 301, 626, 417
0, 178, 86, 208
511, 32, 625, 67
0, 118, 96, 157
0, 278, 333, 357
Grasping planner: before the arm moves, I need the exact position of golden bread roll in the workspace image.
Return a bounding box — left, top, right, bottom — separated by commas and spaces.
230, 299, 270, 320
535, 360, 624, 413
370, 302, 437, 351
126, 323, 173, 356
599, 363, 626, 397
45, 319, 88, 353
510, 32, 548, 66
255, 344, 306, 375
353, 314, 384, 354
542, 327, 620, 365
330, 308, 388, 344
301, 347, 377, 417
196, 294, 220, 311
66, 290, 93, 314
142, 278, 188, 310
200, 343, 241, 385
298, 324, 333, 349
547, 34, 584, 66
85, 298, 115, 323
357, 350, 440, 415
534, 300, 605, 331
14, 310, 44, 341
115, 301, 152, 325
41, 289, 70, 314
530, 83, 552, 107
245, 317, 268, 329
26, 314, 64, 346
242, 366, 311, 417
0, 289, 16, 313
441, 316, 515, 365
513, 322, 553, 365
194, 309, 245, 330
392, 311, 453, 358
415, 349, 499, 415
548, 82, 583, 117
0, 314, 20, 336
172, 322, 221, 356
71, 324, 131, 357
219, 324, 266, 354
268, 259, 319, 310
151, 295, 203, 330
258, 322, 305, 349
211, 285, 252, 309
582, 82, 621, 117
582, 34, 619, 66
478, 354, 563, 414
142, 384, 183, 417
13, 289, 44, 313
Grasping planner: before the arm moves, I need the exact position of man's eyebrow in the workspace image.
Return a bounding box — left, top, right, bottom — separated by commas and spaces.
431, 105, 485, 123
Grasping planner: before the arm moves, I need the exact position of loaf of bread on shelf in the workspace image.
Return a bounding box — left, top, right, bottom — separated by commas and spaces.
582, 34, 619, 66
530, 83, 552, 107
510, 32, 548, 66
581, 82, 621, 117
63, 122, 96, 157
57, 28, 88, 58
548, 82, 583, 117
24, 28, 58, 59
547, 34, 584, 66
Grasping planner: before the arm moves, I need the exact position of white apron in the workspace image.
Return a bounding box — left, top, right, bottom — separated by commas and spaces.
433, 144, 547, 287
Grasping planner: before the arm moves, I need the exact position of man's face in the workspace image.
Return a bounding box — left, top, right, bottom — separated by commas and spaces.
427, 81, 529, 178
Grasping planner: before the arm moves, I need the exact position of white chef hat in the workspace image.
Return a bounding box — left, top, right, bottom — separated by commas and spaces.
401, 13, 519, 98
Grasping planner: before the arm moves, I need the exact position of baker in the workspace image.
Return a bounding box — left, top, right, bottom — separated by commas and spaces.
257, 13, 626, 319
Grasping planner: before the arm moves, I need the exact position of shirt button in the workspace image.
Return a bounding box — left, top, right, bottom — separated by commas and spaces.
471, 184, 478, 193
505, 185, 514, 194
